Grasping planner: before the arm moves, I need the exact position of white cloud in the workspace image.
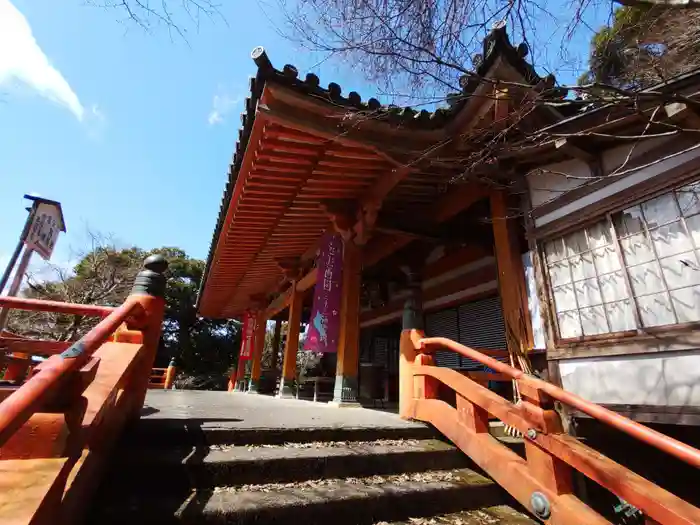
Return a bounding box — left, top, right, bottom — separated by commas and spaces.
207, 88, 243, 125
0, 0, 84, 120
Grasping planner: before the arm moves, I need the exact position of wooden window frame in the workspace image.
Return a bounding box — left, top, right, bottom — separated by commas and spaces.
537, 170, 700, 359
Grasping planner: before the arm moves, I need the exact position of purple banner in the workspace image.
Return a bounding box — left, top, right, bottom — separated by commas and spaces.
304, 233, 344, 353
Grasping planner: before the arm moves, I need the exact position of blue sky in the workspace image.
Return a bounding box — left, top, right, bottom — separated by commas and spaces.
0, 0, 608, 278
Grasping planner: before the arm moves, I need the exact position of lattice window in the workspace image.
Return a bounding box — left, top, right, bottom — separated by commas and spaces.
545, 181, 700, 338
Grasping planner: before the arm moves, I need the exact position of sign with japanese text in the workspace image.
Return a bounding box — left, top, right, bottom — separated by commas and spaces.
304, 233, 344, 353
24, 202, 63, 261
239, 311, 257, 361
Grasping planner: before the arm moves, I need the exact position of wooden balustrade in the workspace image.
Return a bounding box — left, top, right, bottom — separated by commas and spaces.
0, 255, 168, 525
402, 331, 700, 525
149, 359, 176, 390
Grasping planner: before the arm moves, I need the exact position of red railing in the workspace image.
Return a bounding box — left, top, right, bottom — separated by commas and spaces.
421, 337, 700, 470
149, 360, 176, 390
401, 329, 700, 525
0, 296, 116, 317
0, 255, 168, 525
0, 296, 142, 446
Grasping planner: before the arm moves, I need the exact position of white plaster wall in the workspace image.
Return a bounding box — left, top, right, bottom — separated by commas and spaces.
527, 136, 677, 214
534, 144, 700, 227
559, 351, 700, 406
527, 158, 589, 208
601, 135, 673, 174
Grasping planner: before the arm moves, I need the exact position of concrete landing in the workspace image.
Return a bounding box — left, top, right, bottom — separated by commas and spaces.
133, 390, 432, 446
141, 390, 423, 431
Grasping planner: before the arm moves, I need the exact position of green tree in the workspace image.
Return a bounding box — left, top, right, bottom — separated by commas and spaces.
579, 6, 700, 90
7, 238, 240, 383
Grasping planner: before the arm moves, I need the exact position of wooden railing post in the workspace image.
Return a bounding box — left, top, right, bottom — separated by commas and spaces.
163, 358, 176, 390
126, 255, 168, 415
413, 354, 438, 400
399, 270, 424, 420
518, 379, 574, 521
2, 353, 30, 382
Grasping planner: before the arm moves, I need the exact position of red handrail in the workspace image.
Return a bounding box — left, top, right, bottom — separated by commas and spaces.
0, 296, 143, 446
0, 296, 116, 317
419, 336, 700, 470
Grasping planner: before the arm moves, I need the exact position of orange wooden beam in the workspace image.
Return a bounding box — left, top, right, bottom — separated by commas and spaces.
0, 339, 71, 356
362, 182, 489, 267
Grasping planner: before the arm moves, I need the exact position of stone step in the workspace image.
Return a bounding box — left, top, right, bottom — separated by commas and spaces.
374, 505, 538, 524
122, 418, 438, 447
104, 439, 472, 492
88, 469, 514, 525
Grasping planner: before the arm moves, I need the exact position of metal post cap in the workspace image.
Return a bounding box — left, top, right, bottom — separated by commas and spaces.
144, 254, 168, 274
132, 255, 169, 297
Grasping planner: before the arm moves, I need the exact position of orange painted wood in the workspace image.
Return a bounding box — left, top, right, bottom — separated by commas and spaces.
399, 329, 423, 419
0, 340, 70, 356
411, 337, 700, 523
490, 190, 534, 351
336, 241, 361, 378
412, 398, 611, 524
0, 298, 143, 448
0, 457, 69, 525
250, 310, 267, 382
2, 353, 30, 382
420, 336, 700, 469
413, 354, 439, 400
0, 413, 68, 460
77, 341, 145, 443
456, 393, 489, 434
413, 364, 533, 433
0, 296, 114, 317
164, 363, 176, 389
536, 432, 700, 525
281, 282, 303, 384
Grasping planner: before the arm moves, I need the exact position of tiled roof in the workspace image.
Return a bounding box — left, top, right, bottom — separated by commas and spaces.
195, 23, 561, 315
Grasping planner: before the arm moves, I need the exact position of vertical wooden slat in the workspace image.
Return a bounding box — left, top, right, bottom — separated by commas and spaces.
336, 241, 361, 378
249, 310, 267, 386
280, 282, 303, 395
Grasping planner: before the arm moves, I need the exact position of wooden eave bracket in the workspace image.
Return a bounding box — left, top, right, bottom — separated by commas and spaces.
320, 199, 358, 241
555, 137, 603, 179
248, 293, 269, 310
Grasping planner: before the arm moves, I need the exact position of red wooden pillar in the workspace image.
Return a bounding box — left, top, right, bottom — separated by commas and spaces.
278, 283, 303, 398
248, 310, 267, 393
331, 240, 361, 406
399, 270, 424, 420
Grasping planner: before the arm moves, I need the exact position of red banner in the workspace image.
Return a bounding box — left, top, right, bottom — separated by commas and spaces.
239, 311, 257, 361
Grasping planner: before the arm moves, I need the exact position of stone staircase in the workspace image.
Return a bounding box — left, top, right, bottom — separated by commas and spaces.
87, 415, 536, 525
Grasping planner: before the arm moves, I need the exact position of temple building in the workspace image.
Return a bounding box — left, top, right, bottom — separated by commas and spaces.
196, 24, 700, 425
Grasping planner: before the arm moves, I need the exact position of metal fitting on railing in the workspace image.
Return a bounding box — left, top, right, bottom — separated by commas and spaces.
530, 492, 551, 520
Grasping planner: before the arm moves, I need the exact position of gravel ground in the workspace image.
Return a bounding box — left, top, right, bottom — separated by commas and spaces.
212, 470, 475, 494
210, 439, 423, 451
374, 505, 536, 524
